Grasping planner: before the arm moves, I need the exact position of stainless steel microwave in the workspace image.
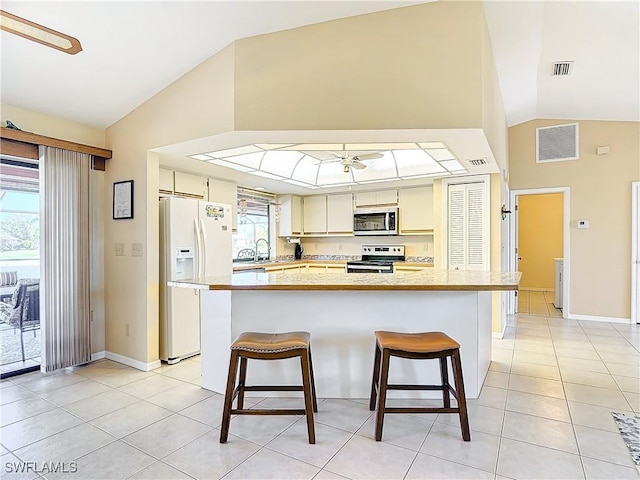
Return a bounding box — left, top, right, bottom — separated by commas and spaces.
353, 207, 398, 236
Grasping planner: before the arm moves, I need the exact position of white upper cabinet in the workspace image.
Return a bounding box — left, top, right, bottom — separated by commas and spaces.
208, 178, 237, 230
159, 168, 174, 195
354, 189, 398, 207
278, 195, 303, 237
303, 195, 327, 235
326, 194, 353, 234
174, 171, 207, 199
399, 186, 434, 234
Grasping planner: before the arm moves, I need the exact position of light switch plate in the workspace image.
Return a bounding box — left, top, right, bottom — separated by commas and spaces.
576, 219, 589, 229
115, 243, 125, 256
132, 243, 143, 257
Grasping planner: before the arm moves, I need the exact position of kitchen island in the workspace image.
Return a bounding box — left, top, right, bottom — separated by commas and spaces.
169, 270, 520, 399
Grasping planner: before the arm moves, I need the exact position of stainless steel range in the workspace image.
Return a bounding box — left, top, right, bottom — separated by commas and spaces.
346, 244, 405, 273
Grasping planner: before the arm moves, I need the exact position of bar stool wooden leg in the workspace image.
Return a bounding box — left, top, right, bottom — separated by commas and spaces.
237, 357, 248, 410
369, 342, 382, 411
451, 349, 470, 441
220, 350, 240, 443
308, 347, 318, 413
439, 356, 451, 408
374, 348, 391, 441
300, 350, 316, 444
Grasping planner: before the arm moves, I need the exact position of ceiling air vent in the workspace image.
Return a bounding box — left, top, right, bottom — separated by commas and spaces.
467, 158, 487, 166
553, 61, 573, 76
536, 123, 579, 163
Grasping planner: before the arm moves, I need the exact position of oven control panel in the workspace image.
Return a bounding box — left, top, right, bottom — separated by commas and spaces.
361, 244, 405, 257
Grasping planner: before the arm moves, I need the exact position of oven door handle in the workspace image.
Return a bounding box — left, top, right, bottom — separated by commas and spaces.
347, 264, 394, 272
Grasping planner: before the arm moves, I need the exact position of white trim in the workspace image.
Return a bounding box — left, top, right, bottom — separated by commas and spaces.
632, 182, 639, 324
91, 351, 106, 361
567, 313, 632, 325
492, 321, 507, 339
105, 351, 162, 372
509, 187, 570, 318
441, 174, 491, 270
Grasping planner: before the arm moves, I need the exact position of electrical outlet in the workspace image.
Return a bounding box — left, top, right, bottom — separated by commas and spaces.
315, 243, 319, 251
132, 243, 143, 257
125, 323, 130, 337
423, 244, 429, 252
338, 244, 343, 251
115, 243, 125, 256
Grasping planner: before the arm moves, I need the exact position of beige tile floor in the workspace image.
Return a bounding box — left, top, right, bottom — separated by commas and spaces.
517, 290, 563, 317
1, 314, 639, 480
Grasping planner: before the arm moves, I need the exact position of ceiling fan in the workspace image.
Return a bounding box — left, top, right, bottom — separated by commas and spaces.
0, 10, 82, 55
317, 151, 384, 173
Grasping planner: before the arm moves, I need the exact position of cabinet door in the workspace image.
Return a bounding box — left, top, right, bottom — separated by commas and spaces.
399, 186, 434, 234
354, 189, 398, 207
303, 196, 327, 235
327, 194, 353, 234
208, 178, 237, 230
159, 169, 174, 195
277, 195, 303, 236
174, 172, 207, 199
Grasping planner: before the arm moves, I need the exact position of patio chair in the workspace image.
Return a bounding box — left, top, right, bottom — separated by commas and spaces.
0, 279, 40, 362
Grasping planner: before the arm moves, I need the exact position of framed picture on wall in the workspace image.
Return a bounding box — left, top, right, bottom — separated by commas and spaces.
113, 180, 134, 219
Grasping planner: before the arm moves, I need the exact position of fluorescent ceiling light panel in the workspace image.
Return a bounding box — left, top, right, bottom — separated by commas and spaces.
291, 155, 321, 184
300, 151, 337, 161
223, 152, 264, 169
207, 159, 254, 172
358, 178, 400, 184
400, 172, 447, 179
260, 151, 304, 177
0, 10, 82, 54
319, 183, 353, 188
418, 142, 448, 149
426, 148, 456, 161
440, 160, 465, 172
207, 145, 262, 158
351, 152, 397, 182
190, 154, 213, 161
393, 149, 446, 176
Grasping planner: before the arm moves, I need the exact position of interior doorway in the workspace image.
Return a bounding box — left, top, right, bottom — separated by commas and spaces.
509, 187, 570, 317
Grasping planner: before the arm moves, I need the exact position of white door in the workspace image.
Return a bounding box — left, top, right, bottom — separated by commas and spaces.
198, 201, 233, 276
447, 181, 489, 270
633, 182, 640, 323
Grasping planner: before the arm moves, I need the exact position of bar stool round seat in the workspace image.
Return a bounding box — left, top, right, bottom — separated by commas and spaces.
369, 330, 471, 442
220, 331, 318, 444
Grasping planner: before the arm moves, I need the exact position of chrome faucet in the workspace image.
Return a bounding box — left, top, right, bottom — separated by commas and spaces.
254, 238, 270, 262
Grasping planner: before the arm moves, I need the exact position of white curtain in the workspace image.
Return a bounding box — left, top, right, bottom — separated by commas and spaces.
39, 146, 91, 372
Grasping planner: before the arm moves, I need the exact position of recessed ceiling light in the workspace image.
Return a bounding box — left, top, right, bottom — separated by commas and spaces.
0, 10, 82, 55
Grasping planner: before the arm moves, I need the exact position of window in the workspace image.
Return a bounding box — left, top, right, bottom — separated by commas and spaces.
0, 161, 40, 266
232, 192, 271, 260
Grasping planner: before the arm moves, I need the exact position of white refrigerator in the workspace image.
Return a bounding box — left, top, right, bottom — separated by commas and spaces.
159, 197, 232, 364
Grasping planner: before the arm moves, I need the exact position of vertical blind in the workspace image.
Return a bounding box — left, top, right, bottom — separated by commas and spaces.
40, 146, 91, 372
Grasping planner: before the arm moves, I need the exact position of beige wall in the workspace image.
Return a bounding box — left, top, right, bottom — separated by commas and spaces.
518, 193, 563, 290
234, 1, 485, 131
104, 44, 236, 364
509, 120, 640, 319
1, 104, 106, 147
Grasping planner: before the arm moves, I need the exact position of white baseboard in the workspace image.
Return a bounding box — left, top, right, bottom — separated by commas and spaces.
91, 351, 106, 361
105, 351, 162, 372
567, 313, 632, 324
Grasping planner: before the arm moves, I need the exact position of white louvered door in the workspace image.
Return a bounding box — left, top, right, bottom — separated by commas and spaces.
447, 180, 489, 270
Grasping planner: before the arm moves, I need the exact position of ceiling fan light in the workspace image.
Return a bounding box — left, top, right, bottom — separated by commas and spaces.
0, 10, 82, 54
343, 165, 350, 173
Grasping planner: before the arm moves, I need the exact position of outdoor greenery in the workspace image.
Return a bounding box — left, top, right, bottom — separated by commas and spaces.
0, 213, 40, 252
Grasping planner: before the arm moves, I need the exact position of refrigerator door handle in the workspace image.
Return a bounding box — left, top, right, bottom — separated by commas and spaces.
194, 219, 202, 278
199, 219, 207, 277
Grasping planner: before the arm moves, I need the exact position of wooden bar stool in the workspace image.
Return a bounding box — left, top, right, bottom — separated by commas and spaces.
220, 331, 318, 444
369, 331, 470, 442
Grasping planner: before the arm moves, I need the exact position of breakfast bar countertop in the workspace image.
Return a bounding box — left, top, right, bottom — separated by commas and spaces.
168, 269, 521, 291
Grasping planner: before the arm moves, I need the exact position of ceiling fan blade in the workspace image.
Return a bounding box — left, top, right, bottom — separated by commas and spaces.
353, 152, 383, 161
352, 160, 367, 169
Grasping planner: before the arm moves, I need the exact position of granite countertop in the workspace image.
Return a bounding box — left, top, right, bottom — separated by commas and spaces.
169, 269, 521, 291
